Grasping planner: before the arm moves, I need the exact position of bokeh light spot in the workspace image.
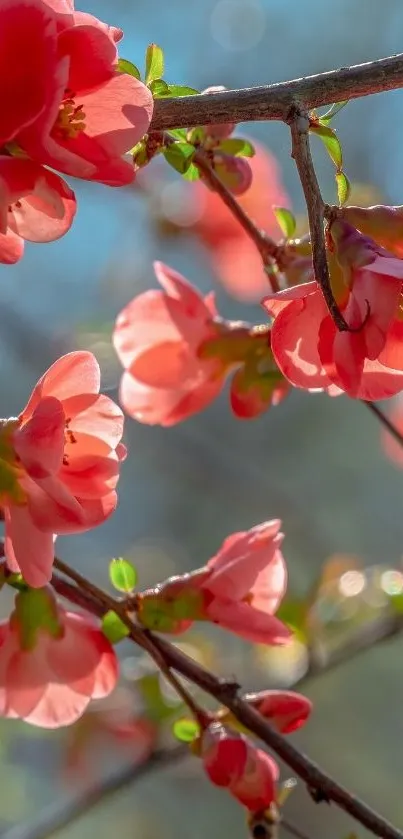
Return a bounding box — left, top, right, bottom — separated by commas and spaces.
210, 0, 266, 52
338, 570, 366, 598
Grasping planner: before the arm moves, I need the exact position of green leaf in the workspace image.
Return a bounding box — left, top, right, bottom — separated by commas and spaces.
109, 557, 137, 593
150, 79, 170, 98
167, 128, 188, 141
273, 207, 296, 239
102, 610, 130, 644
319, 100, 348, 124
166, 85, 199, 97
182, 162, 201, 181
216, 138, 255, 157
173, 718, 200, 743
163, 142, 196, 175
336, 171, 351, 206
145, 44, 164, 85
310, 122, 343, 170
118, 58, 141, 81
138, 672, 183, 722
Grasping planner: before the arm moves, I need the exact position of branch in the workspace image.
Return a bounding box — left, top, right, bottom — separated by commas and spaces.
364, 401, 403, 448
193, 150, 280, 291
51, 562, 403, 839
151, 53, 403, 131
289, 110, 348, 331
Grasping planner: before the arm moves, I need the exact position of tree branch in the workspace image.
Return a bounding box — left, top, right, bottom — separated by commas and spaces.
289, 109, 349, 331
151, 53, 403, 131
364, 401, 403, 448
51, 562, 403, 839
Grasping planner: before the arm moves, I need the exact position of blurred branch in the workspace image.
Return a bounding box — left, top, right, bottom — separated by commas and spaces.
51, 561, 403, 839
289, 109, 349, 331
281, 818, 315, 839
2, 746, 187, 839
151, 52, 403, 131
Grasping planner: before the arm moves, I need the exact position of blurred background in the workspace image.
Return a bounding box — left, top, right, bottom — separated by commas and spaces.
2, 0, 403, 837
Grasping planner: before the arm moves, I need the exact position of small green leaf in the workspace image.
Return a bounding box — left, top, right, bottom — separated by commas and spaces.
173, 718, 200, 743
319, 100, 348, 124
118, 58, 141, 81
166, 85, 199, 97
102, 610, 130, 644
163, 142, 195, 175
150, 79, 170, 98
310, 122, 343, 170
182, 162, 201, 181
273, 207, 296, 239
109, 557, 137, 593
167, 128, 188, 141
336, 171, 351, 206
216, 138, 255, 157
145, 44, 164, 85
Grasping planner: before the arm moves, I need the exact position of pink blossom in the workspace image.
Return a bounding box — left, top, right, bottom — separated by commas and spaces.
244, 690, 312, 733
137, 521, 290, 645
263, 221, 403, 399
1, 351, 125, 588
201, 722, 278, 812
13, 0, 153, 186
0, 589, 118, 728
113, 261, 227, 425
0, 157, 76, 263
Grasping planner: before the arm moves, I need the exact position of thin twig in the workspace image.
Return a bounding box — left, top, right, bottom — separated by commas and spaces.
151, 52, 403, 131
193, 150, 280, 291
364, 401, 403, 448
289, 109, 348, 331
51, 562, 403, 839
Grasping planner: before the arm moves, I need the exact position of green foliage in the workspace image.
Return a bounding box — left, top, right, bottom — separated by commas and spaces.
117, 58, 142, 80
145, 44, 164, 85
319, 100, 349, 124
163, 142, 196, 175
109, 557, 137, 593
273, 207, 297, 239
336, 171, 351, 206
149, 79, 170, 97
173, 717, 200, 742
137, 671, 183, 722
102, 610, 130, 644
166, 85, 199, 97
309, 122, 343, 169
216, 138, 255, 157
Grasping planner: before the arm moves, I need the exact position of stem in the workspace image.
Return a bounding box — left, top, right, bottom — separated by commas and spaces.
364, 401, 403, 448
151, 53, 403, 131
51, 562, 403, 839
289, 110, 348, 331
193, 150, 280, 292
53, 559, 207, 725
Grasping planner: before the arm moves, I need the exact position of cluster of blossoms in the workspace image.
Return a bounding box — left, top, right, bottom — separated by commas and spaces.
0, 0, 153, 262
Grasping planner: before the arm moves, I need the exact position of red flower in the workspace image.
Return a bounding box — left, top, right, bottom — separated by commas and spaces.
263, 221, 403, 399
243, 690, 312, 734
0, 157, 76, 263
138, 521, 290, 645
201, 723, 278, 812
13, 0, 153, 185
0, 589, 118, 728
113, 261, 226, 425
1, 351, 125, 588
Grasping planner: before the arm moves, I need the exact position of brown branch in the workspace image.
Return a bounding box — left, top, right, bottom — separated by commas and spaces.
151, 53, 403, 131
193, 150, 280, 291
289, 110, 349, 331
51, 562, 403, 839
364, 401, 403, 448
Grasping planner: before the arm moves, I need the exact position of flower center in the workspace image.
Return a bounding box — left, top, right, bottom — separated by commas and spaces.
53, 93, 86, 141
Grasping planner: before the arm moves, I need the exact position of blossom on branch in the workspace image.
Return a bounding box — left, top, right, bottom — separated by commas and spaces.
114, 262, 289, 425
137, 520, 291, 645
263, 220, 403, 400
0, 157, 76, 263
2, 0, 153, 186
217, 690, 312, 734
201, 722, 278, 813
0, 351, 125, 587
0, 587, 118, 728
